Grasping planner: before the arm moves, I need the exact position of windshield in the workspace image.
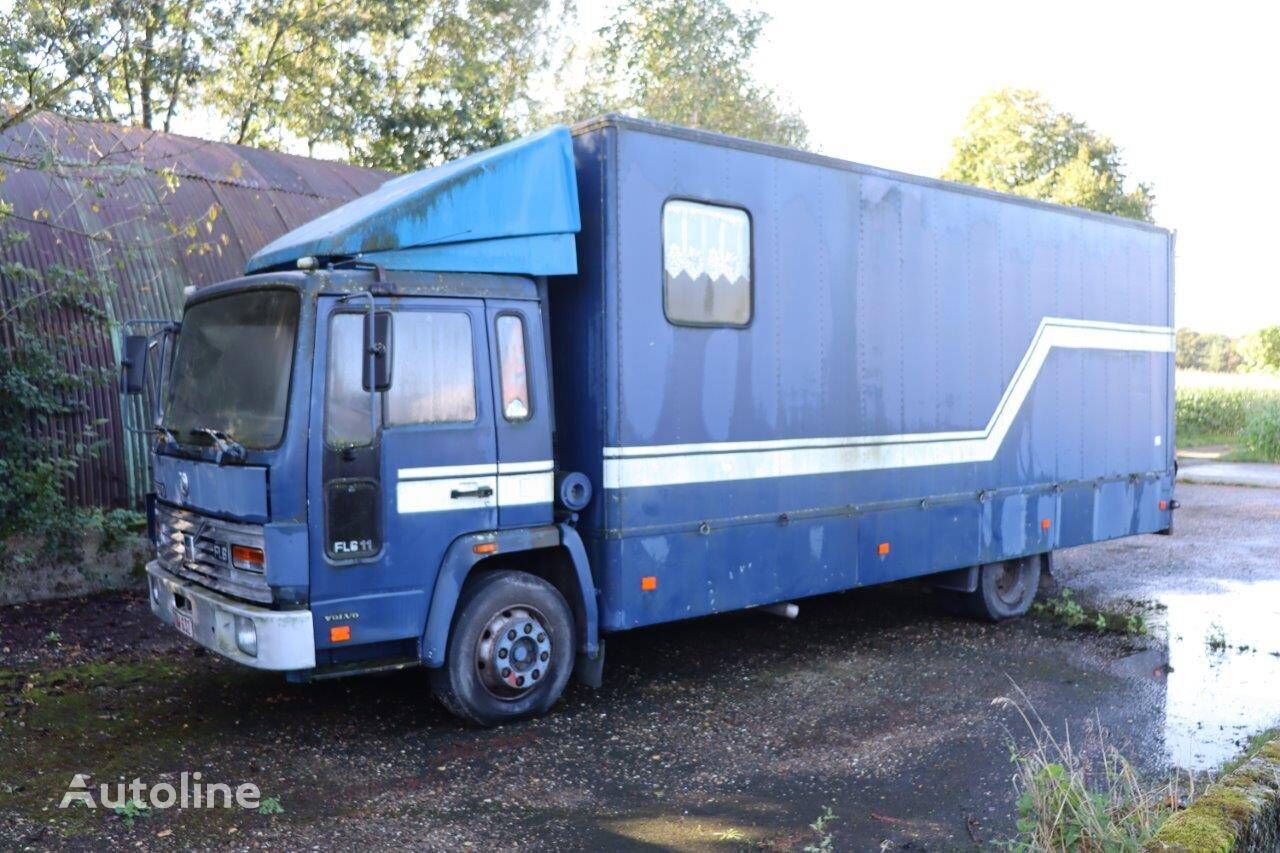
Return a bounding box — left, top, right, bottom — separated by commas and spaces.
162, 289, 300, 449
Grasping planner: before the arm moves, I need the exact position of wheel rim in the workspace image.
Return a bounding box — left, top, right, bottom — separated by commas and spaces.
992, 561, 1027, 605
475, 605, 553, 701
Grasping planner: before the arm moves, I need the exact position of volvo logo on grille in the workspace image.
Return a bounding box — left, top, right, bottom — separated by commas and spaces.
177, 471, 190, 504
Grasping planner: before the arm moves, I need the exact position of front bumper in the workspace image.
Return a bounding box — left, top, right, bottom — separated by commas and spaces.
146, 561, 315, 670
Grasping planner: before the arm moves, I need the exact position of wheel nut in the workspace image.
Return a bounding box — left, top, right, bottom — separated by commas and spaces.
532, 669, 540, 680
501, 667, 511, 678
516, 676, 525, 687
540, 651, 549, 662
524, 623, 532, 634
507, 629, 517, 640
498, 648, 508, 659
537, 633, 545, 643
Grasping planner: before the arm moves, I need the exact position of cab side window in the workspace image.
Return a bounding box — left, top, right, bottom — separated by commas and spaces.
325, 313, 374, 447
495, 314, 531, 422
387, 311, 477, 425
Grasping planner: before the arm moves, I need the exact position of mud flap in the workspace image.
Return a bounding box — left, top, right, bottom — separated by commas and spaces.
929, 565, 979, 593
574, 642, 605, 689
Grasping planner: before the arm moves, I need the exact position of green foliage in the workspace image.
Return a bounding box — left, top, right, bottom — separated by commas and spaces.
1032, 588, 1149, 636
1034, 587, 1088, 628
113, 798, 150, 827
0, 0, 232, 132
0, 127, 154, 550
2, 0, 565, 168
1176, 328, 1243, 373
0, 254, 113, 541
560, 0, 808, 148
257, 795, 284, 815
207, 0, 564, 168
998, 693, 1182, 851
1241, 326, 1280, 374
943, 89, 1154, 221
1206, 623, 1227, 652
1176, 385, 1280, 453
1241, 397, 1280, 461
4, 0, 806, 165
802, 805, 837, 853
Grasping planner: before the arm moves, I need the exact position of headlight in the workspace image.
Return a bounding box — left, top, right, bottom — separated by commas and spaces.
234, 615, 258, 657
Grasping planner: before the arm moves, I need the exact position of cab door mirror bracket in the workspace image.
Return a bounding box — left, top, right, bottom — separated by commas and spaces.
363, 310, 393, 392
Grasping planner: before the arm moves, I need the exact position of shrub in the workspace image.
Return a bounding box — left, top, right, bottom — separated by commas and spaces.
1241, 398, 1280, 462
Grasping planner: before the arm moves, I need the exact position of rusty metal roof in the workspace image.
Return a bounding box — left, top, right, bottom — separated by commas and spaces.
0, 111, 389, 508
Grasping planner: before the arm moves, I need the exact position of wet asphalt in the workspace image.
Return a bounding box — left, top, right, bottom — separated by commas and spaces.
1, 481, 1277, 850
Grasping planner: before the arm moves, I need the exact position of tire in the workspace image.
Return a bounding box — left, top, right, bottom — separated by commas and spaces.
963, 556, 1041, 621
430, 570, 575, 726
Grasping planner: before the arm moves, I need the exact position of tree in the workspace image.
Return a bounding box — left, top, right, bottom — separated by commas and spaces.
1175, 328, 1243, 373
0, 0, 232, 133
1242, 326, 1280, 374
207, 0, 563, 167
558, 0, 807, 148
355, 0, 566, 167
943, 89, 1154, 221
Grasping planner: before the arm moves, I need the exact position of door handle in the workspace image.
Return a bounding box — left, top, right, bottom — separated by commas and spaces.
451, 485, 494, 500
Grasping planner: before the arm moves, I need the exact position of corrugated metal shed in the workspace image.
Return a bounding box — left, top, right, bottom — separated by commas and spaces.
0, 112, 389, 508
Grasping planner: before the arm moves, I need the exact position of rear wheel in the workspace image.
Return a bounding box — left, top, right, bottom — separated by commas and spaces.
430, 570, 575, 726
936, 550, 1044, 617
967, 556, 1041, 620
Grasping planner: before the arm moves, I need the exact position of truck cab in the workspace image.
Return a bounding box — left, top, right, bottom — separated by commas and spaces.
128, 127, 600, 726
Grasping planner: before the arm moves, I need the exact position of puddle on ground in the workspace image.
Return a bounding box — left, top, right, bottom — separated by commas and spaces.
1153, 579, 1280, 770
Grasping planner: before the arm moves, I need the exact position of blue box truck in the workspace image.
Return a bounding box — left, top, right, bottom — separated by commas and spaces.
122, 116, 1175, 725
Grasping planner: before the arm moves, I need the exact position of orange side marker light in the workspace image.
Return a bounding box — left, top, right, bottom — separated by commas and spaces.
877, 542, 891, 557
1159, 500, 1168, 511
1041, 518, 1052, 530
473, 541, 498, 555
329, 625, 351, 643
640, 576, 658, 591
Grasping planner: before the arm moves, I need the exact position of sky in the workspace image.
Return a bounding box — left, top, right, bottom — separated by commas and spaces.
579, 0, 1280, 336
175, 1, 1277, 335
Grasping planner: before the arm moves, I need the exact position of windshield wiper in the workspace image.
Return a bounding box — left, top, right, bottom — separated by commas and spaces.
190, 427, 247, 465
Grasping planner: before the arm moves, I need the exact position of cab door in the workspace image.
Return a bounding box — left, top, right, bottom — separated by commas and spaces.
308, 295, 497, 656
487, 299, 554, 528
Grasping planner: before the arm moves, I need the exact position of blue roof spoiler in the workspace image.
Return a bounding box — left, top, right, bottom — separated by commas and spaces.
245, 125, 581, 277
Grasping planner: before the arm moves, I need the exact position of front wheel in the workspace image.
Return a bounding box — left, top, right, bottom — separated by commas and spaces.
430, 570, 575, 726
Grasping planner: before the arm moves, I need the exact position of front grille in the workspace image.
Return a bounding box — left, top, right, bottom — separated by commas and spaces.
155, 502, 271, 604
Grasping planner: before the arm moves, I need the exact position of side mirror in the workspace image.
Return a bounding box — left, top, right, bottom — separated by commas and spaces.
362, 310, 393, 392
121, 334, 149, 394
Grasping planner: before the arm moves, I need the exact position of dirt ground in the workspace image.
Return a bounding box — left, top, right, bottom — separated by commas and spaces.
1, 482, 1277, 851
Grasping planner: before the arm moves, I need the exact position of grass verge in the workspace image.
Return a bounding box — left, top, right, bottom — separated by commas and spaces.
997, 690, 1186, 851
999, 690, 1280, 852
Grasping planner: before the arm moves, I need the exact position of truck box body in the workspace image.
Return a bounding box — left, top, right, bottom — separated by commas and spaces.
554, 117, 1174, 631
135, 116, 1175, 719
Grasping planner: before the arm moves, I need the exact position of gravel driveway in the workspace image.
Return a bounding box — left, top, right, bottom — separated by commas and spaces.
2, 482, 1276, 850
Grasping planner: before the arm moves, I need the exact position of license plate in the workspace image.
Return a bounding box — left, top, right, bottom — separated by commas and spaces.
174, 610, 194, 638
